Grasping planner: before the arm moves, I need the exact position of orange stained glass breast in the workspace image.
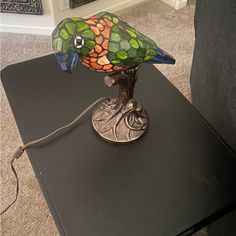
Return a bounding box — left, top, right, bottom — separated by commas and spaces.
81, 17, 121, 73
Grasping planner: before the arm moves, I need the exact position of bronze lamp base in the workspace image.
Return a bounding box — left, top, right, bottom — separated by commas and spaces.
92, 66, 148, 143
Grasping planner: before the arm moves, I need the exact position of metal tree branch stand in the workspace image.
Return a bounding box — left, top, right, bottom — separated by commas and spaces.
92, 65, 148, 143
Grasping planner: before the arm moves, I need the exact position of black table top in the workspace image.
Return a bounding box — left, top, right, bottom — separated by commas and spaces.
1, 55, 236, 236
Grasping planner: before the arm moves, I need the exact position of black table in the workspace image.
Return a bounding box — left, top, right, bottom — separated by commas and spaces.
1, 55, 236, 236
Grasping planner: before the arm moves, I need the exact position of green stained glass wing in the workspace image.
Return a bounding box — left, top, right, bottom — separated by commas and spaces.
108, 15, 157, 66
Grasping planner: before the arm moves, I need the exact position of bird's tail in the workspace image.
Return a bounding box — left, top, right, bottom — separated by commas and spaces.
147, 47, 175, 64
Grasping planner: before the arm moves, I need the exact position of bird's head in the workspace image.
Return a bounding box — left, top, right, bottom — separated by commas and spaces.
52, 18, 87, 73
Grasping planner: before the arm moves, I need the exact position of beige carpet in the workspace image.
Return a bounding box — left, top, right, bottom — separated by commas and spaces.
1, 1, 206, 235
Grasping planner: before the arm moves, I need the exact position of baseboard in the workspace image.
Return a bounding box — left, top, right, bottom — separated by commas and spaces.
54, 0, 147, 25
160, 0, 187, 9
0, 24, 54, 35
101, 0, 146, 15
0, 0, 146, 35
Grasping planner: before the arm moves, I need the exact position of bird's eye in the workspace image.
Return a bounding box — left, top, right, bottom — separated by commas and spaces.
74, 36, 84, 49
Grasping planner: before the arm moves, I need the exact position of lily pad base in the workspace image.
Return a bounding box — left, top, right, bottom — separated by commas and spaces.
92, 98, 148, 143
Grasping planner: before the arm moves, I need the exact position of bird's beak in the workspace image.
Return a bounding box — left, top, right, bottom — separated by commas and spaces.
55, 50, 79, 73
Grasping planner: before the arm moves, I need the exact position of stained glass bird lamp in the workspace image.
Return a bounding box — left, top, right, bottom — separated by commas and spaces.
52, 11, 175, 143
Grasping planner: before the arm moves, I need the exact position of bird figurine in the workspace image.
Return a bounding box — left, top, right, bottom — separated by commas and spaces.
52, 11, 175, 73
52, 11, 175, 143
